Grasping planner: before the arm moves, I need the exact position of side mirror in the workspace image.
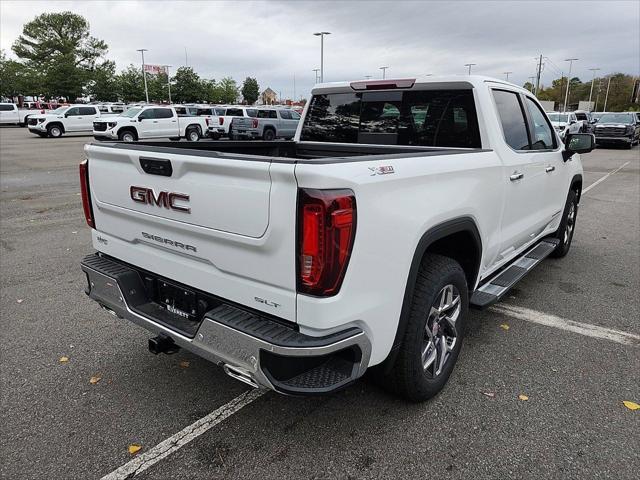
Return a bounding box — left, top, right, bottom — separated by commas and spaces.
590, 118, 598, 124
563, 133, 595, 161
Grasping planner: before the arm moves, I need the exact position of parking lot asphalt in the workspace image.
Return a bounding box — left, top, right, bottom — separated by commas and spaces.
1, 127, 638, 480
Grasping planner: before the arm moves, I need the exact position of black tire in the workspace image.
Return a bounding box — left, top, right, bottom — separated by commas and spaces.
186, 126, 201, 142
550, 189, 578, 258
210, 132, 221, 140
228, 127, 235, 140
47, 124, 63, 138
263, 128, 276, 141
377, 254, 468, 402
118, 129, 136, 142
169, 137, 181, 142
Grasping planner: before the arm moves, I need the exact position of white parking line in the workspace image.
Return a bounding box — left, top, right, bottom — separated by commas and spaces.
101, 389, 265, 480
582, 161, 631, 194
491, 304, 640, 346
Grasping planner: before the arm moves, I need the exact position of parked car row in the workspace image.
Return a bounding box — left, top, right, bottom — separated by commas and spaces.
547, 109, 640, 148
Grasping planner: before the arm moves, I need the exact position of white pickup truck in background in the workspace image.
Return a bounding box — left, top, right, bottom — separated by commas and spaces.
80, 76, 593, 401
92, 106, 208, 142
207, 106, 258, 139
231, 107, 301, 140
0, 102, 41, 126
27, 105, 103, 137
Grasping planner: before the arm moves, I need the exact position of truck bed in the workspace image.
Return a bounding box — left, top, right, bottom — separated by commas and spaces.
92, 140, 486, 163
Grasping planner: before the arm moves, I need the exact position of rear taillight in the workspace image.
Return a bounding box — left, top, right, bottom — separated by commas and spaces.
79, 160, 95, 229
297, 188, 356, 296
252, 118, 259, 128
205, 117, 210, 126
219, 116, 224, 125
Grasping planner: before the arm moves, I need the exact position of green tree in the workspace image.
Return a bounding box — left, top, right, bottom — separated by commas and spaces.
86, 60, 118, 101
12, 12, 107, 100
241, 77, 259, 105
0, 50, 42, 97
171, 67, 203, 103
217, 77, 238, 104
117, 64, 144, 102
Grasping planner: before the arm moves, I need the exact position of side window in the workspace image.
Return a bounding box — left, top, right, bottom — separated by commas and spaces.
65, 107, 80, 116
279, 110, 292, 120
112, 106, 124, 113
492, 90, 530, 150
155, 108, 173, 119
524, 97, 556, 150
0, 104, 15, 111
138, 109, 154, 120
291, 111, 301, 120
246, 109, 258, 117
79, 107, 97, 115
226, 108, 243, 116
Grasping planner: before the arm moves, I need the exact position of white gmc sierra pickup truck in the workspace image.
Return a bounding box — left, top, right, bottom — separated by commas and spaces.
80, 76, 593, 401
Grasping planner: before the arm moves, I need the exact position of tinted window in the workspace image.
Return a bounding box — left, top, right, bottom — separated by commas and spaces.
65, 107, 80, 116
215, 108, 226, 115
196, 108, 213, 116
226, 108, 244, 116
79, 107, 97, 115
97, 105, 109, 112
492, 90, 530, 150
291, 111, 301, 120
246, 109, 258, 117
174, 107, 187, 115
300, 89, 480, 147
525, 97, 556, 150
279, 110, 292, 119
575, 112, 588, 121
258, 110, 277, 119
138, 109, 154, 120
0, 104, 15, 111
155, 108, 173, 119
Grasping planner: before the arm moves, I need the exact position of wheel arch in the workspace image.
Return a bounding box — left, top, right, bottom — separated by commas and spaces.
381, 216, 482, 372
117, 126, 138, 139
47, 121, 65, 133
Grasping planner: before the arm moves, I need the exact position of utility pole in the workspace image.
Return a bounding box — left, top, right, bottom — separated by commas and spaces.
588, 68, 601, 108
165, 65, 172, 104
603, 76, 612, 112
535, 54, 543, 95
313, 32, 331, 82
503, 71, 513, 81
312, 68, 320, 83
293, 73, 296, 103
594, 78, 602, 111
563, 58, 578, 112
379, 66, 389, 79
184, 47, 188, 67
464, 63, 476, 75
137, 49, 149, 103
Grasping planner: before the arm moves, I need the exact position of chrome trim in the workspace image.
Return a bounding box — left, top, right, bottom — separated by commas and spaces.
81, 265, 372, 394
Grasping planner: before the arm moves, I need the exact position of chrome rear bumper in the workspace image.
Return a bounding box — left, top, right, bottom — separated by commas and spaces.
81, 253, 371, 395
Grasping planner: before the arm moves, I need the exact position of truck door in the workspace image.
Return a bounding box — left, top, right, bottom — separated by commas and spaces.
63, 107, 82, 131
78, 106, 99, 131
0, 104, 19, 124
491, 89, 550, 258
155, 108, 178, 136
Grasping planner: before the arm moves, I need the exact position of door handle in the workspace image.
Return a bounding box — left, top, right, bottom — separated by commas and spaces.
510, 172, 524, 181
152, 121, 158, 123
545, 166, 555, 173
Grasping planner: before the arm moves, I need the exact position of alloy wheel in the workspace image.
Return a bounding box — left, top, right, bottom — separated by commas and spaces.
564, 202, 576, 244
421, 284, 461, 377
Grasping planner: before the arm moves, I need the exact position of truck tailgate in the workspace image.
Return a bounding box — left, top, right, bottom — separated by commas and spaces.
84, 143, 298, 321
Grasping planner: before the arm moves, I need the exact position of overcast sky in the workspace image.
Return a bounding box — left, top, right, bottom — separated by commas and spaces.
1, 0, 639, 100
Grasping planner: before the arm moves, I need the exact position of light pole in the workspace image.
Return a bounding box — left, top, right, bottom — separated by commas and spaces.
312, 68, 320, 83
464, 63, 476, 75
563, 58, 578, 112
137, 49, 149, 103
503, 71, 513, 81
603, 76, 612, 112
588, 68, 600, 108
364, 75, 372, 80
164, 65, 172, 104
313, 32, 330, 83
379, 66, 389, 79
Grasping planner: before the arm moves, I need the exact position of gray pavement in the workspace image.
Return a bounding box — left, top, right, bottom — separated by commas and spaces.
1, 126, 638, 480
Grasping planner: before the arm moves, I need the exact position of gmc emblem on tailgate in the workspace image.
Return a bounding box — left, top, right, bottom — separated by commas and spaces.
130, 186, 190, 213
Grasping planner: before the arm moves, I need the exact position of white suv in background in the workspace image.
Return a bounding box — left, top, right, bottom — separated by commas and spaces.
547, 111, 582, 139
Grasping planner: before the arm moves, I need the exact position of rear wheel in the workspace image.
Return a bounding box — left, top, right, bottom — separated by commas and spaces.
47, 124, 63, 138
186, 126, 201, 142
378, 254, 468, 402
263, 128, 276, 141
551, 189, 578, 258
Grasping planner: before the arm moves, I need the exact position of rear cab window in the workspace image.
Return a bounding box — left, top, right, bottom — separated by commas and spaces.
226, 108, 244, 117
300, 88, 481, 147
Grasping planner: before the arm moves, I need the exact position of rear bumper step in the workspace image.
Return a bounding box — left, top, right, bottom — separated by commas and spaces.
470, 238, 559, 308
81, 253, 371, 395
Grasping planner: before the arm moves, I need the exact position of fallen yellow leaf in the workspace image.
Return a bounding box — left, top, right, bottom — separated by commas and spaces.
179, 361, 190, 369
128, 444, 142, 455
59, 356, 69, 363
518, 394, 529, 401
623, 400, 639, 411
500, 324, 510, 331
89, 376, 101, 385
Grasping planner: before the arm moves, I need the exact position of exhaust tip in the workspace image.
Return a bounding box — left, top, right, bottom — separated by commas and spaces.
148, 335, 180, 355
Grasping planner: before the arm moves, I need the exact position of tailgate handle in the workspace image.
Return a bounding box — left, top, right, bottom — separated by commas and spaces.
140, 157, 173, 177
